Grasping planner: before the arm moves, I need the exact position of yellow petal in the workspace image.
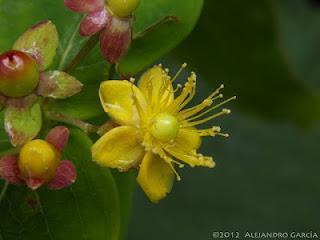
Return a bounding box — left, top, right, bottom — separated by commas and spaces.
92, 126, 145, 171
175, 127, 201, 152
137, 152, 175, 203
99, 80, 146, 125
138, 66, 174, 110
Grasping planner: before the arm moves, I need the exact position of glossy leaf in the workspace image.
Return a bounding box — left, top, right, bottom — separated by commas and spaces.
170, 0, 320, 126
117, 0, 204, 76
271, 0, 320, 88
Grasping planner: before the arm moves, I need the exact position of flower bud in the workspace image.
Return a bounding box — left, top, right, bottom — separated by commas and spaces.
100, 16, 132, 63
106, 0, 140, 18
0, 50, 39, 97
18, 139, 60, 182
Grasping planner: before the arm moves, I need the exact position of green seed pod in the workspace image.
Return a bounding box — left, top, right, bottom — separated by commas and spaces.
0, 50, 39, 97
107, 0, 140, 18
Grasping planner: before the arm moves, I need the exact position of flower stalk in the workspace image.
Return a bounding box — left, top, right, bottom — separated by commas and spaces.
64, 33, 100, 73
44, 110, 99, 134
0, 181, 9, 204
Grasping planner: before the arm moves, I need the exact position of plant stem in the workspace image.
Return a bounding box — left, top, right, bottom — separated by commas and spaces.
45, 111, 99, 134
0, 181, 9, 204
133, 15, 179, 40
64, 33, 100, 73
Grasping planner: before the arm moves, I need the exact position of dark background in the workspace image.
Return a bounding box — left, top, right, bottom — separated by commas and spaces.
127, 1, 320, 239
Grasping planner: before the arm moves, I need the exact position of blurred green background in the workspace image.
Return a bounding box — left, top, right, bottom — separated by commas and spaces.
127, 0, 320, 239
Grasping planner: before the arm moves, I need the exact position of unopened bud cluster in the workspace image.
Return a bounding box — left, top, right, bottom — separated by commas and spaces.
65, 0, 140, 63
0, 126, 77, 190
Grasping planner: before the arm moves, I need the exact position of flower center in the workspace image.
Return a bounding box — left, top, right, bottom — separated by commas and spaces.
150, 113, 180, 142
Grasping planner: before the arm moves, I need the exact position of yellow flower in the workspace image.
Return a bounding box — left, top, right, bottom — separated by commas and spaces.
92, 64, 235, 203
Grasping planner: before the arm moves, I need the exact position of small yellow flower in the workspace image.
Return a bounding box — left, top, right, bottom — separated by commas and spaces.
92, 64, 235, 203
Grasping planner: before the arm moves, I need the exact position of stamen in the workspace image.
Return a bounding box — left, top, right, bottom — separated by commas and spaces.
157, 148, 182, 181
169, 72, 197, 114
185, 96, 236, 122
197, 126, 221, 136
178, 94, 223, 120
171, 62, 187, 83
208, 84, 224, 99
216, 133, 229, 138
182, 108, 231, 127
165, 146, 215, 168
173, 84, 182, 93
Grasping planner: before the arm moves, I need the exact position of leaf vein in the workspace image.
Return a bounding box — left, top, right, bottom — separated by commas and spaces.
35, 192, 54, 240
58, 15, 83, 70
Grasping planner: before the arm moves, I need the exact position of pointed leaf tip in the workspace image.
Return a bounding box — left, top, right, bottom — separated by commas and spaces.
38, 71, 83, 99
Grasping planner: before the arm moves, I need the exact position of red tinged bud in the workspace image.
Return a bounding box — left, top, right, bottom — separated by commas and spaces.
100, 16, 132, 63
80, 8, 110, 36
64, 0, 104, 13
0, 50, 39, 97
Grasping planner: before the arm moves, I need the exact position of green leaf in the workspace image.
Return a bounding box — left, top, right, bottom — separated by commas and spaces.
111, 170, 135, 240
117, 0, 204, 76
170, 0, 320, 126
271, 0, 320, 88
13, 20, 59, 71
4, 95, 42, 147
0, 128, 121, 240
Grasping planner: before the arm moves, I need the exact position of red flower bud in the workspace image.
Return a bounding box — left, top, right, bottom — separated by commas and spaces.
100, 16, 132, 63
0, 50, 39, 97
80, 8, 110, 36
